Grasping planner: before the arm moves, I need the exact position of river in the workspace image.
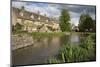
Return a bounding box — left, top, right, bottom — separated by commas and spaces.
12, 33, 89, 66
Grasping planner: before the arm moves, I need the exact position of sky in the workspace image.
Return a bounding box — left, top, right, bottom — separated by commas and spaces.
12, 1, 96, 26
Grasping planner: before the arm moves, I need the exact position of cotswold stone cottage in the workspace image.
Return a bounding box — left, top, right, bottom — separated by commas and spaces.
12, 7, 60, 32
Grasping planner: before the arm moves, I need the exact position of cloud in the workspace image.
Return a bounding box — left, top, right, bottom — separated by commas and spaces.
59, 4, 96, 14
58, 4, 96, 25
12, 1, 60, 18
26, 3, 60, 18
71, 18, 79, 26
12, 1, 96, 26
12, 1, 27, 8
69, 11, 81, 26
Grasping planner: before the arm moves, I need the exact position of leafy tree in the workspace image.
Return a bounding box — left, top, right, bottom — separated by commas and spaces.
78, 14, 86, 32
92, 20, 96, 32
78, 14, 95, 32
59, 9, 71, 32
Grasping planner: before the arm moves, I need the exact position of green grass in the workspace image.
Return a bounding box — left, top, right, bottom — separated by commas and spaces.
29, 32, 67, 38
49, 34, 96, 63
12, 30, 67, 38
70, 31, 95, 35
12, 29, 95, 38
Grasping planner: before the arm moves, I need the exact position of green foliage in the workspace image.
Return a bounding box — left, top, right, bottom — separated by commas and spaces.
92, 20, 96, 32
49, 34, 96, 63
59, 9, 71, 32
49, 57, 61, 64
30, 32, 66, 38
78, 14, 95, 32
80, 35, 94, 50
12, 30, 66, 38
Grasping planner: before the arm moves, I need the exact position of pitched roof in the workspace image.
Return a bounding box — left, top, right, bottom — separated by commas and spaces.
12, 7, 59, 25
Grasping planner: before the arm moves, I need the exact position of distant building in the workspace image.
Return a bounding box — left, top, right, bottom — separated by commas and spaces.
72, 26, 79, 32
12, 7, 60, 32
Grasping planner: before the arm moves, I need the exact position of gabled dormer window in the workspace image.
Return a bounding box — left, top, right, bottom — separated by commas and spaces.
19, 12, 23, 16
38, 16, 41, 20
31, 15, 34, 19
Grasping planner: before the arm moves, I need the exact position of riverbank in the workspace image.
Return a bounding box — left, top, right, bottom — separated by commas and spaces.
12, 32, 96, 65
70, 32, 96, 34
12, 34, 34, 50
12, 32, 69, 50
12, 31, 95, 51
13, 30, 95, 36
12, 31, 70, 37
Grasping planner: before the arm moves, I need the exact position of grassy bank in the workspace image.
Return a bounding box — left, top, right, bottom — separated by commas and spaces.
12, 31, 68, 38
70, 32, 96, 35
30, 32, 68, 38
12, 30, 95, 37
49, 34, 96, 63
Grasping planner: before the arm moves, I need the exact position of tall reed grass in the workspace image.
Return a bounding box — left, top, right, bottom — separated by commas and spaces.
49, 34, 96, 63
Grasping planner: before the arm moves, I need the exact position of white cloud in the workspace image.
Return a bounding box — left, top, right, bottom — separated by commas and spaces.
69, 11, 81, 26
12, 1, 96, 25
71, 18, 79, 26
12, 1, 26, 9
24, 3, 60, 18
70, 11, 80, 18
46, 5, 60, 17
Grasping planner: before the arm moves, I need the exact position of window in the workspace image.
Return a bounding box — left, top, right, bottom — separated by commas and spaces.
17, 18, 22, 24
19, 12, 23, 16
46, 19, 48, 22
38, 16, 41, 20
31, 15, 34, 19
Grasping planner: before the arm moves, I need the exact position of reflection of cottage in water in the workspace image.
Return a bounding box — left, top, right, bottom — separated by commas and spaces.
12, 6, 60, 32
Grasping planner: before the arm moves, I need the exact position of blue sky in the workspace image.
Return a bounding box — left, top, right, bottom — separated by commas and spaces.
12, 1, 96, 26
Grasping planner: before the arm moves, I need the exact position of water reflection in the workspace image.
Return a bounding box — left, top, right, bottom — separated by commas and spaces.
12, 33, 85, 65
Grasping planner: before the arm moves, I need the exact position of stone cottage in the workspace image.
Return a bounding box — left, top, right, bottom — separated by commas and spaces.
12, 7, 60, 32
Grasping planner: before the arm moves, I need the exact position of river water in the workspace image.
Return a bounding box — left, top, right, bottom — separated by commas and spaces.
12, 33, 88, 66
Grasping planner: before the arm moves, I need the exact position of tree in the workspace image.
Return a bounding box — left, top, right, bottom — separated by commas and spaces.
92, 20, 96, 32
59, 9, 71, 32
78, 14, 94, 32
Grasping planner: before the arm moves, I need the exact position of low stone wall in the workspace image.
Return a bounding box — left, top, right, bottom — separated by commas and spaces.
12, 34, 34, 50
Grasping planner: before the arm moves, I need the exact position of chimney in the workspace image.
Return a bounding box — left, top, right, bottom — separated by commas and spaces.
37, 11, 40, 15
21, 6, 25, 11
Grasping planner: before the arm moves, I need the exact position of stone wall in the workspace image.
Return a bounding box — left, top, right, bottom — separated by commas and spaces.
12, 34, 34, 50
